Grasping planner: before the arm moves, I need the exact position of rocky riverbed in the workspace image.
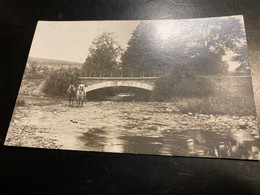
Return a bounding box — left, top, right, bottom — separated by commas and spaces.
4, 96, 260, 159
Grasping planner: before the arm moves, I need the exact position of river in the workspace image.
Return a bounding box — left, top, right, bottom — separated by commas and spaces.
5, 96, 260, 160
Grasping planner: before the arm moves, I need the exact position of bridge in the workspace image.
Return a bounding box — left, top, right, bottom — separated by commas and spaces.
78, 77, 158, 93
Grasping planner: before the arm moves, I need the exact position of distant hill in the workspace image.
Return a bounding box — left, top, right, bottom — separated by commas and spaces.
27, 57, 83, 69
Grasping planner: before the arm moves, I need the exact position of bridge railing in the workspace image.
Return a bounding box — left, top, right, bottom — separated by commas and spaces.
80, 69, 166, 78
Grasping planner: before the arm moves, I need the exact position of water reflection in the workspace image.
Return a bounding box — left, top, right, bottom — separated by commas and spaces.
78, 126, 124, 153
77, 102, 260, 159
79, 126, 260, 159
78, 128, 107, 151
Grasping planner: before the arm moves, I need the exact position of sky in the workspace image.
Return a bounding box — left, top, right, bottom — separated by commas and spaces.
29, 16, 246, 71
29, 20, 140, 63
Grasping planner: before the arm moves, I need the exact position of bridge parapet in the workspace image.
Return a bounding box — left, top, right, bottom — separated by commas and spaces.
78, 77, 157, 93
81, 69, 165, 78
78, 77, 158, 80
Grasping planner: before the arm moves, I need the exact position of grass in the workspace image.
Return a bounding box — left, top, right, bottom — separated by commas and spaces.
174, 96, 256, 116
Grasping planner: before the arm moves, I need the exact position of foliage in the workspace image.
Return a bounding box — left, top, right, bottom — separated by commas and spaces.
122, 16, 247, 75
151, 66, 214, 101
174, 96, 256, 116
122, 17, 247, 101
232, 44, 250, 73
24, 60, 45, 79
122, 22, 171, 72
190, 52, 229, 75
82, 32, 123, 74
43, 67, 80, 96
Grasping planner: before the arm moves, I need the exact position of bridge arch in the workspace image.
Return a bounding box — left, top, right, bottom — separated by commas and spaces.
84, 80, 154, 93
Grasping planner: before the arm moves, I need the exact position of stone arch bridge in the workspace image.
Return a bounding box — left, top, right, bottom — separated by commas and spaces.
78, 77, 158, 93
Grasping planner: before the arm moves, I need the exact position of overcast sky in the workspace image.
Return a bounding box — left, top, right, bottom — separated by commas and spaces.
29, 16, 245, 71
29, 20, 140, 63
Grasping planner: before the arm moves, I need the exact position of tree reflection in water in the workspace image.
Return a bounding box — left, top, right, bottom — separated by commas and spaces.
79, 127, 260, 159
76, 102, 259, 159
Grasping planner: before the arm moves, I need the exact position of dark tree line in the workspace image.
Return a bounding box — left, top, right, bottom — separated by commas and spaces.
121, 17, 247, 75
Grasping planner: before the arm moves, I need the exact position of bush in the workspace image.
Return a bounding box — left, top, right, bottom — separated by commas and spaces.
24, 61, 46, 79
151, 66, 214, 101
43, 67, 80, 96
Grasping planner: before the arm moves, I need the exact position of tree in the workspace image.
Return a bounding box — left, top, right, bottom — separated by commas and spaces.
232, 44, 250, 74
122, 16, 247, 75
82, 32, 123, 75
186, 16, 247, 75
121, 21, 187, 73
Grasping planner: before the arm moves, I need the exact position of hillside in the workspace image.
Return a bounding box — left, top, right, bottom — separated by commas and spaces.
27, 57, 83, 69
19, 78, 46, 96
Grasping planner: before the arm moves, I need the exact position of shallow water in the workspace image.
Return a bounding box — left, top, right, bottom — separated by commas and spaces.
7, 99, 260, 159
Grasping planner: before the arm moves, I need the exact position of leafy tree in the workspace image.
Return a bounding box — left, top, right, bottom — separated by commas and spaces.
189, 17, 245, 54
232, 44, 250, 74
122, 16, 247, 75
82, 32, 123, 74
186, 16, 248, 74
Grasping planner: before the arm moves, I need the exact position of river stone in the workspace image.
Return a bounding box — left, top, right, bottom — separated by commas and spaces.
186, 138, 193, 142
238, 120, 246, 125
197, 150, 204, 155
251, 130, 259, 136
232, 116, 239, 120
146, 126, 158, 131
181, 121, 189, 125
238, 120, 247, 129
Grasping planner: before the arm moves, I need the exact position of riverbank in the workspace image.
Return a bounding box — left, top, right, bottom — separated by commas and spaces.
173, 96, 256, 116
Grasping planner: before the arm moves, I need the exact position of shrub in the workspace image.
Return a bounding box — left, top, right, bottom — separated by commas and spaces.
151, 66, 214, 101
43, 67, 80, 96
24, 61, 46, 79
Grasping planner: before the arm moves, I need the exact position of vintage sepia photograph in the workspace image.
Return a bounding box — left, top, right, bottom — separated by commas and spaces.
4, 16, 260, 159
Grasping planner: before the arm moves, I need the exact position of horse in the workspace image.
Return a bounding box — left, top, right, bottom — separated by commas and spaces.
78, 84, 86, 91
67, 84, 76, 106
76, 86, 85, 106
